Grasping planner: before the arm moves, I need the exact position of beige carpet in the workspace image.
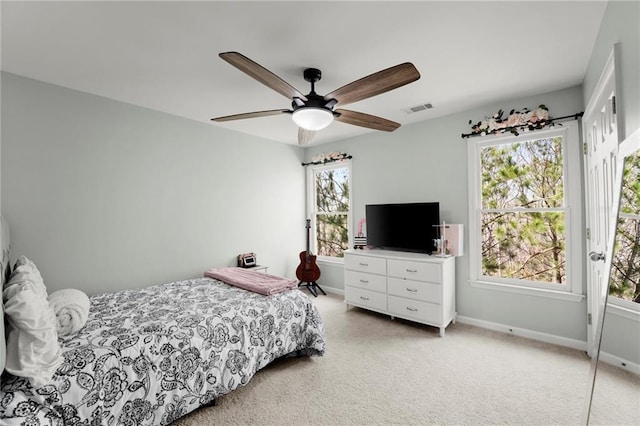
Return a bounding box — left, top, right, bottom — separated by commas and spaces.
173, 291, 639, 425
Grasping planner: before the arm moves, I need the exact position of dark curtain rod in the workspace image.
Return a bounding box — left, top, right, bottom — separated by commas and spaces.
461, 111, 584, 139
302, 155, 352, 167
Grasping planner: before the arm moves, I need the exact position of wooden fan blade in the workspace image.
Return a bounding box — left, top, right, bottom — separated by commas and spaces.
298, 128, 316, 145
335, 109, 400, 132
220, 52, 307, 101
325, 63, 420, 106
211, 109, 290, 122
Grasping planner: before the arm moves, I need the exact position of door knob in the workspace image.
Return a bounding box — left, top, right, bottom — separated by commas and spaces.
589, 251, 606, 262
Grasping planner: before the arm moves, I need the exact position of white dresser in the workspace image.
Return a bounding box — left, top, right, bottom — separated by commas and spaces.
344, 249, 456, 337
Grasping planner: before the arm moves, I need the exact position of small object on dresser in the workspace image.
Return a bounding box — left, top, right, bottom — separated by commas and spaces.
354, 236, 367, 249
237, 252, 257, 268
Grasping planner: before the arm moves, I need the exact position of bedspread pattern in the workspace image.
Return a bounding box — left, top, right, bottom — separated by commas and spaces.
0, 278, 325, 425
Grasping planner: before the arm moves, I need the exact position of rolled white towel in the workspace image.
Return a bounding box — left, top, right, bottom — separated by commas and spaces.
47, 288, 90, 336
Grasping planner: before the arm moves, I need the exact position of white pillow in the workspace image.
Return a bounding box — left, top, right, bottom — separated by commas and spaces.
3, 258, 62, 387
11, 255, 46, 297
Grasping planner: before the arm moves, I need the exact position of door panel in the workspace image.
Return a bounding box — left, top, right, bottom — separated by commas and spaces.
583, 50, 620, 356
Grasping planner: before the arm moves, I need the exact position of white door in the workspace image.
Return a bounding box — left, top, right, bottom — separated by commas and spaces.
583, 47, 620, 356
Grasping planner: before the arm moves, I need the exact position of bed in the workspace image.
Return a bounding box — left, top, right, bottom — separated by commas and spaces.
0, 219, 326, 425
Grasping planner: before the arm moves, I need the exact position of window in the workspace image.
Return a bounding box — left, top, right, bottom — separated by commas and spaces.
609, 148, 640, 306
307, 161, 351, 260
468, 124, 582, 297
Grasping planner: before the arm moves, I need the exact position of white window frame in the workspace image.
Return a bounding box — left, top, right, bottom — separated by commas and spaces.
306, 160, 352, 263
467, 123, 584, 302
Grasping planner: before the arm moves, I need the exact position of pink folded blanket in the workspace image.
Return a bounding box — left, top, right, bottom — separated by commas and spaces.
204, 267, 297, 295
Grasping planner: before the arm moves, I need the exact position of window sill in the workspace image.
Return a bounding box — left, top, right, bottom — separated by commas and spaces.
470, 280, 585, 302
317, 257, 345, 266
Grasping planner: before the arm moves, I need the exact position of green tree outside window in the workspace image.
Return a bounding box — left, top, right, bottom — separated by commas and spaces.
314, 167, 350, 258
480, 137, 566, 284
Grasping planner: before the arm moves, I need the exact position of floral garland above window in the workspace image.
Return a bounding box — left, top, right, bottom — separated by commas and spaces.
462, 105, 584, 139
462, 106, 585, 139
302, 151, 352, 166
467, 105, 554, 137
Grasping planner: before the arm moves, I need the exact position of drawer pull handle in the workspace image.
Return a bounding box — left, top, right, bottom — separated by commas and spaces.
406, 307, 418, 312
359, 262, 369, 266
359, 279, 369, 284
406, 268, 417, 273
406, 288, 418, 293
360, 296, 370, 301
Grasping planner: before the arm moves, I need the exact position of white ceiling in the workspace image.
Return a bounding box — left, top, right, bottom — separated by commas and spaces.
1, 0, 608, 146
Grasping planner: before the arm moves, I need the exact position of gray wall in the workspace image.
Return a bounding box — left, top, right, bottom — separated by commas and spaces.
1, 72, 306, 294
307, 86, 587, 344
583, 0, 639, 141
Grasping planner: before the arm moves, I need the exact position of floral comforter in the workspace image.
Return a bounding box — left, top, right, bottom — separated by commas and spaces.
0, 278, 325, 425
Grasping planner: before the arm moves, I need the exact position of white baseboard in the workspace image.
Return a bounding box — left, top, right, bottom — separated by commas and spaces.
320, 286, 344, 296
456, 315, 587, 352
597, 351, 640, 375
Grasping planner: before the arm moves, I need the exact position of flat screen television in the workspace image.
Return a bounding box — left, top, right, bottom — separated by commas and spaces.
365, 202, 440, 254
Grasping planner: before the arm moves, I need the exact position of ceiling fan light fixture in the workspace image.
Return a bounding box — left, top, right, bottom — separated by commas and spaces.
292, 107, 334, 131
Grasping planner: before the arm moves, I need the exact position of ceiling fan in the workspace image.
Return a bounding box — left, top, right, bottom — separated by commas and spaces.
211, 52, 421, 145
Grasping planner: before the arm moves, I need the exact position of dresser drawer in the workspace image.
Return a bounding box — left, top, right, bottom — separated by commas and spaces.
345, 270, 387, 292
345, 254, 387, 275
345, 286, 387, 311
387, 277, 440, 303
387, 259, 441, 283
388, 295, 441, 324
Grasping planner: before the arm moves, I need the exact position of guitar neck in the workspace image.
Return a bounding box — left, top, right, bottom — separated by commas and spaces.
306, 219, 312, 256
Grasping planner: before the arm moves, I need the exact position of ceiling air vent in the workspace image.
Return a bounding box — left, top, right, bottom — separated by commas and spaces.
407, 103, 433, 114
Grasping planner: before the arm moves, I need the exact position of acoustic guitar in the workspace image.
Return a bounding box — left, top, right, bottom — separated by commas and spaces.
296, 219, 324, 296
